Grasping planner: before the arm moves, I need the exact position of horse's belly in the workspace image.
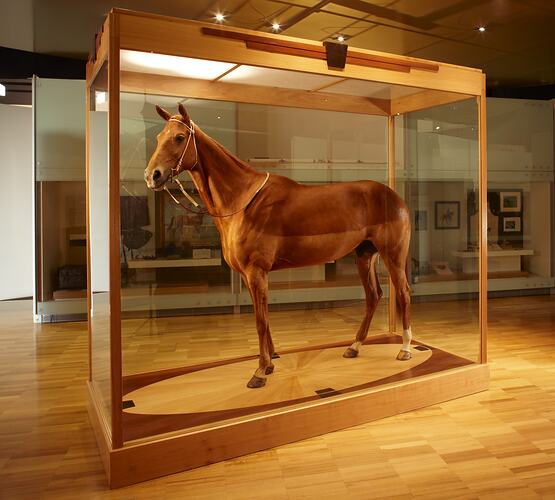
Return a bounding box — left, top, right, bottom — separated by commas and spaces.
272, 230, 364, 269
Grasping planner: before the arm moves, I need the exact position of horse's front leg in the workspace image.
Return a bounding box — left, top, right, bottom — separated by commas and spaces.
244, 267, 274, 388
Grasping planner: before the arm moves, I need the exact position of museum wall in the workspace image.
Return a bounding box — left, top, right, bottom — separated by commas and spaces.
0, 103, 33, 300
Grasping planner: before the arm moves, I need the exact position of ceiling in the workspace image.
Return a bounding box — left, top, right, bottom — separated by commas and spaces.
1, 0, 555, 104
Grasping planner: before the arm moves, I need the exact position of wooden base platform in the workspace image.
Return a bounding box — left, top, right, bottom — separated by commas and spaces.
89, 334, 488, 488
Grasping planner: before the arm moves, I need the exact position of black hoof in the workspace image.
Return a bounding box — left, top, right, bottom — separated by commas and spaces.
396, 350, 411, 361
265, 365, 274, 375
343, 347, 359, 358
247, 375, 267, 388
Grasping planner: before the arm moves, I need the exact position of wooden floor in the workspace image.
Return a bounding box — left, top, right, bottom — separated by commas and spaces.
1, 295, 555, 499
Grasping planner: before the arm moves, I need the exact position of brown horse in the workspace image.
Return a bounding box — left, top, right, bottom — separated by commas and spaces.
145, 104, 412, 388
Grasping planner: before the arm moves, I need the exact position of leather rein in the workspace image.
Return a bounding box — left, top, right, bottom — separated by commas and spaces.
164, 118, 270, 218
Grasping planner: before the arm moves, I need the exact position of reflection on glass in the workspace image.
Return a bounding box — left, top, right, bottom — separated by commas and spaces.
395, 99, 480, 361
89, 62, 111, 425
119, 94, 391, 377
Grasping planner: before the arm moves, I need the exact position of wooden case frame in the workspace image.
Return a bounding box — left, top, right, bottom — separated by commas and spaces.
86, 9, 489, 488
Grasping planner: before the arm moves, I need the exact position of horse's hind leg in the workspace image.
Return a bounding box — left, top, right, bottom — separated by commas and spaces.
382, 254, 412, 361
343, 249, 382, 358
243, 267, 274, 388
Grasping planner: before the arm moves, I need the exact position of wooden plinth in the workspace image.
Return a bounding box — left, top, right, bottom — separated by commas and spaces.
88, 335, 489, 488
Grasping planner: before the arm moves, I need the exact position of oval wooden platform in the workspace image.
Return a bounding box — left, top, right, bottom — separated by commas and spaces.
121, 334, 473, 441
125, 344, 433, 415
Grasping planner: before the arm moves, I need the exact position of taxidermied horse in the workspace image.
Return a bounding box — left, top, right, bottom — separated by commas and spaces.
145, 104, 412, 388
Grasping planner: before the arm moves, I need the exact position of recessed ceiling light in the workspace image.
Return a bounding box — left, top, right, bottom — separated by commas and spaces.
337, 35, 345, 42
0, 83, 5, 97
272, 22, 280, 31
435, 125, 441, 130
477, 26, 486, 32
215, 13, 225, 22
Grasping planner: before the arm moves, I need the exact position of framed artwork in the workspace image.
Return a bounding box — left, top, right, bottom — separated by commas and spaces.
500, 191, 521, 212
502, 216, 521, 233
414, 210, 428, 231
435, 201, 460, 230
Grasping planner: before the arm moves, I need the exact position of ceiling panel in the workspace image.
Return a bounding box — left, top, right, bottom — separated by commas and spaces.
220, 65, 343, 90
348, 25, 440, 54
389, 0, 481, 19
283, 11, 361, 40
408, 39, 505, 69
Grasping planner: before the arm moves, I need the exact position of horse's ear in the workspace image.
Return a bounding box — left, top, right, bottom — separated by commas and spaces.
155, 105, 171, 121
178, 103, 191, 126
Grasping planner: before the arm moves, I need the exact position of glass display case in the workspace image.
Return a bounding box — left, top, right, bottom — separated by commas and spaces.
86, 10, 489, 487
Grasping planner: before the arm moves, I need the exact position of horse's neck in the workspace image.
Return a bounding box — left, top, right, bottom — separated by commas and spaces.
187, 129, 263, 214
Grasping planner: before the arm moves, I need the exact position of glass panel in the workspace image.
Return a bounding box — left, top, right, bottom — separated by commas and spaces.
34, 78, 86, 318
117, 51, 482, 443
119, 94, 391, 381
487, 98, 554, 296
396, 98, 480, 362
88, 62, 111, 426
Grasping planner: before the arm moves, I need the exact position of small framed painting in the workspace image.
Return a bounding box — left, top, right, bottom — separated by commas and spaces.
502, 216, 521, 232
500, 191, 521, 212
435, 201, 460, 230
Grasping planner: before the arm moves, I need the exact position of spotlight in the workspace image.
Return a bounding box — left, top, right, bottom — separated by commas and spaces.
215, 13, 225, 22
477, 26, 486, 32
337, 35, 345, 42
272, 22, 280, 31
435, 125, 441, 131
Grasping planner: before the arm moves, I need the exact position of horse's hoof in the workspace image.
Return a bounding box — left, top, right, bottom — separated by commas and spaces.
397, 350, 411, 361
343, 347, 359, 358
247, 375, 266, 388
265, 365, 274, 375
271, 352, 280, 359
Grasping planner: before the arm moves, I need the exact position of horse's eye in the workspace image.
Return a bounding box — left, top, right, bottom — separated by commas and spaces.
175, 134, 185, 143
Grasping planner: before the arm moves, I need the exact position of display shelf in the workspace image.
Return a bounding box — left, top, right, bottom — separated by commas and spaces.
127, 257, 221, 269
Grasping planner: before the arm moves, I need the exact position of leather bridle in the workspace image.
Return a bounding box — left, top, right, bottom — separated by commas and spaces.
163, 118, 270, 218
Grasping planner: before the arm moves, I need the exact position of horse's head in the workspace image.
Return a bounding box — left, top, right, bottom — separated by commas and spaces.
144, 104, 197, 190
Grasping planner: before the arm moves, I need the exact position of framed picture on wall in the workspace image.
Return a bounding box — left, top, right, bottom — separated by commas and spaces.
502, 216, 521, 232
500, 191, 521, 212
435, 201, 460, 230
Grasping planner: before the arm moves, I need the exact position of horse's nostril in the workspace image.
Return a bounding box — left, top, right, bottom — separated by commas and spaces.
152, 170, 161, 181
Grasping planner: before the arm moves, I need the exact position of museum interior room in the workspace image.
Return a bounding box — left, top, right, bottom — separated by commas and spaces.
1, 0, 554, 497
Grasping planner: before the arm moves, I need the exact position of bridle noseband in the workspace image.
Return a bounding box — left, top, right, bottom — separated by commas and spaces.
163, 117, 270, 218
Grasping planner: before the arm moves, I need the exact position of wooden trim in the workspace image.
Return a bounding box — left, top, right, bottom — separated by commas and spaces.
478, 85, 488, 364
120, 71, 390, 116
85, 81, 92, 382
109, 363, 489, 488
387, 115, 396, 332
88, 17, 110, 85
87, 382, 112, 482
203, 26, 438, 74
108, 12, 123, 449
390, 89, 471, 116
115, 10, 484, 96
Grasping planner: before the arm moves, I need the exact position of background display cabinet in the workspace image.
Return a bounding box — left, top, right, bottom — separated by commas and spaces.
86, 9, 489, 487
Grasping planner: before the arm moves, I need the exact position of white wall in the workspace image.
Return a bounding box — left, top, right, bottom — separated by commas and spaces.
0, 104, 33, 299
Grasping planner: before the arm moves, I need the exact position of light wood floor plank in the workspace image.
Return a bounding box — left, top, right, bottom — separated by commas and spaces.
1, 296, 555, 498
